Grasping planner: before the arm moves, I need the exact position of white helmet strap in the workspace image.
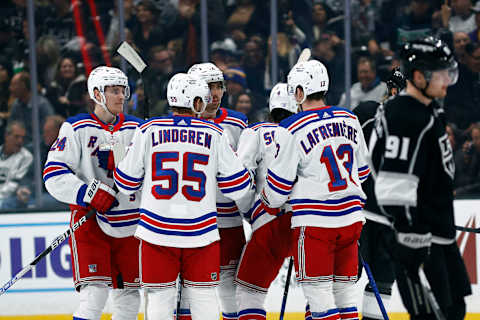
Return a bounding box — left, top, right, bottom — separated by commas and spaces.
93, 89, 117, 120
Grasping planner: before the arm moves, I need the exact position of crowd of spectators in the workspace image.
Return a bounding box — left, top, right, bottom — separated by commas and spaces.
0, 0, 480, 211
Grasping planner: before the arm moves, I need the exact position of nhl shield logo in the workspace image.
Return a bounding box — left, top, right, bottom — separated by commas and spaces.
88, 264, 97, 273
211, 272, 218, 281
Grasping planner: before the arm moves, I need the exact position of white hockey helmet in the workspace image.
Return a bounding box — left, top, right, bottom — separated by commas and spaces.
187, 62, 224, 86
287, 59, 329, 104
269, 83, 298, 113
167, 73, 212, 114
88, 66, 130, 104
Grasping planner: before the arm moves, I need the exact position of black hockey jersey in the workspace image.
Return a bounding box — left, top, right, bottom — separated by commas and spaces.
353, 100, 390, 225
374, 95, 456, 243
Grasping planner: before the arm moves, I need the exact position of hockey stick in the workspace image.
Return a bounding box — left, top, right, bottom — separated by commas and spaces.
116, 41, 150, 120
0, 208, 96, 296
455, 225, 480, 233
176, 276, 182, 320
359, 252, 390, 320
117, 41, 155, 320
279, 257, 294, 320
419, 266, 446, 320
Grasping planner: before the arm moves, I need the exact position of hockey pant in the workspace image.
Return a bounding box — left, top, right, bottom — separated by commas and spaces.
178, 226, 245, 320
358, 220, 396, 320
294, 224, 362, 320
235, 213, 293, 320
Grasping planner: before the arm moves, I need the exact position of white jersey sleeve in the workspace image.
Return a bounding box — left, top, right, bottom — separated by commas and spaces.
44, 121, 88, 206
234, 127, 259, 213
262, 125, 299, 209
114, 126, 145, 194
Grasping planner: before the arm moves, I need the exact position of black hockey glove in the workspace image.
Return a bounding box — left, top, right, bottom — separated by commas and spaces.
393, 231, 431, 273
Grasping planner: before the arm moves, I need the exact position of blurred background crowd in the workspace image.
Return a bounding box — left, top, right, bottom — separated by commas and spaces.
0, 0, 479, 211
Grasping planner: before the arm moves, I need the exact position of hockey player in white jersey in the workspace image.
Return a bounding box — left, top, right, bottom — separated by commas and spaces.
187, 62, 248, 320
43, 66, 142, 320
114, 73, 253, 320
234, 83, 298, 320
262, 60, 371, 320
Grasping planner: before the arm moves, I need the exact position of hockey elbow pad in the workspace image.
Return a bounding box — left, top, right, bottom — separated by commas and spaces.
84, 179, 118, 213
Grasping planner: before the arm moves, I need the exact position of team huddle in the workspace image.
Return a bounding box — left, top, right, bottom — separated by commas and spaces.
43, 36, 471, 320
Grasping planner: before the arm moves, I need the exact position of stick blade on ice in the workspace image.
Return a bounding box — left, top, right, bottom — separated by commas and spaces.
117, 41, 147, 73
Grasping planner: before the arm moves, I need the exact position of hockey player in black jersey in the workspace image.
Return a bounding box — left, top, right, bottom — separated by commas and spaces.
374, 37, 471, 320
353, 68, 406, 320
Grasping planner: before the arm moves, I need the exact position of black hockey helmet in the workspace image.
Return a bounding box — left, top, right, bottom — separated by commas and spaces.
400, 36, 458, 85
386, 67, 407, 92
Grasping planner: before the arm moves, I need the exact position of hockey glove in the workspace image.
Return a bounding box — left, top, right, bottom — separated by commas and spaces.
83, 179, 118, 213
98, 150, 115, 171
393, 231, 432, 273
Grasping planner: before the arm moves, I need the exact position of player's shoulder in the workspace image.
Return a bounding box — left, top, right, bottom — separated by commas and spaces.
352, 101, 380, 126
220, 108, 248, 129
248, 121, 278, 132
190, 117, 224, 135
279, 106, 357, 133
384, 95, 432, 129
123, 114, 143, 124
65, 113, 99, 131
139, 115, 174, 132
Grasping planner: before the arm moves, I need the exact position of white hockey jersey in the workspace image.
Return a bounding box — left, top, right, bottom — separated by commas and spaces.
43, 113, 142, 238
114, 115, 252, 248
236, 122, 280, 231
209, 107, 248, 228
263, 106, 370, 228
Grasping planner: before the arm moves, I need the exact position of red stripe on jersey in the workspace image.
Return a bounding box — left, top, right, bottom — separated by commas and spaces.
142, 215, 217, 231
292, 200, 364, 211
288, 113, 318, 132
113, 169, 140, 187
267, 175, 292, 191
43, 166, 65, 175
218, 172, 250, 188
103, 213, 140, 222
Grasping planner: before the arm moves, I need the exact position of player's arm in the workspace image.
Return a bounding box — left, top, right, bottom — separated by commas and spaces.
262, 126, 298, 208
114, 126, 145, 195
217, 132, 253, 201
43, 122, 116, 212
235, 127, 260, 213
354, 118, 371, 183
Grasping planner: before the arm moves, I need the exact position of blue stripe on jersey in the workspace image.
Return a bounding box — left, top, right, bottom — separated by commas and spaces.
292, 207, 362, 217
73, 124, 102, 131
96, 214, 139, 227
140, 208, 216, 223
217, 168, 248, 182
267, 180, 291, 195
288, 195, 365, 204
115, 167, 143, 182
138, 220, 217, 237
222, 120, 246, 129
115, 180, 141, 191
267, 169, 294, 186
76, 184, 87, 207
105, 208, 139, 215
43, 170, 72, 182
66, 113, 91, 124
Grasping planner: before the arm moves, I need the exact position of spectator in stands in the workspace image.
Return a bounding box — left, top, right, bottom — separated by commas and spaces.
351, 0, 379, 46
232, 91, 266, 123
42, 0, 77, 48
454, 123, 480, 195
242, 36, 267, 95
210, 38, 239, 71
445, 42, 480, 131
0, 121, 32, 210
447, 122, 461, 154
469, 1, 480, 43
0, 59, 13, 145
224, 67, 248, 105
46, 56, 85, 117
441, 0, 476, 34
131, 0, 167, 56
226, 0, 269, 44
299, 0, 343, 47
105, 0, 137, 51
36, 35, 61, 88
145, 45, 174, 103
453, 31, 471, 64
311, 34, 345, 105
8, 72, 54, 146
338, 56, 387, 109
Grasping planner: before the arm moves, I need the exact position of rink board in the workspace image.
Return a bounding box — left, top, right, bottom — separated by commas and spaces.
0, 199, 479, 317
